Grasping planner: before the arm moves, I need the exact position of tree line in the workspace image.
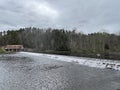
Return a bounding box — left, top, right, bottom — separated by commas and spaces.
0, 27, 120, 59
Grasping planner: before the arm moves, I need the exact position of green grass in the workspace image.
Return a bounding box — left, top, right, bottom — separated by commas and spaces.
0, 48, 6, 54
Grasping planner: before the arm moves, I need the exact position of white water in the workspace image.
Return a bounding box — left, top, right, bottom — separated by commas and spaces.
20, 52, 120, 71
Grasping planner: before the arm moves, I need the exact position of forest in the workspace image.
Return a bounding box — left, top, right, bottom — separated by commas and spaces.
0, 27, 120, 60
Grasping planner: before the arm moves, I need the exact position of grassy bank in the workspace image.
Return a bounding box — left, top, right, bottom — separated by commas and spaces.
70, 52, 120, 60
0, 48, 6, 54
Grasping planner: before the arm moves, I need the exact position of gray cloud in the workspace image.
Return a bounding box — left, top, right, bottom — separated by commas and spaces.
0, 0, 120, 33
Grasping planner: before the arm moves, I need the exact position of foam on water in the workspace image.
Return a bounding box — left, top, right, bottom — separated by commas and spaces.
20, 52, 120, 71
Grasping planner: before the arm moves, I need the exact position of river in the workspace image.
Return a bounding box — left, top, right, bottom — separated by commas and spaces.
0, 52, 120, 90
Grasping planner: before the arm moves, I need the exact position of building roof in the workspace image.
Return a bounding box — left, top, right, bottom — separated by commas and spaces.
5, 45, 23, 49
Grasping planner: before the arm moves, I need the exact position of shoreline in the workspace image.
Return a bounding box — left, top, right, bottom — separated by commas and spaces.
35, 50, 120, 60
19, 52, 120, 71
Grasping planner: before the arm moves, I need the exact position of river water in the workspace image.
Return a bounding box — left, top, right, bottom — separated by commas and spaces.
0, 52, 120, 90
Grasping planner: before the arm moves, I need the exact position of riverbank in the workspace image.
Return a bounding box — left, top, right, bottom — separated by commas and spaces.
0, 48, 15, 54
35, 50, 120, 60
0, 48, 6, 54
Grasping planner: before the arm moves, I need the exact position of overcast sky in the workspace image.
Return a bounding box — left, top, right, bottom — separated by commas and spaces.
0, 0, 120, 33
